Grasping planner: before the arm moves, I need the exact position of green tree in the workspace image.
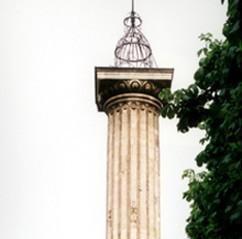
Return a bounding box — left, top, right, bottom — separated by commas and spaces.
159, 0, 242, 238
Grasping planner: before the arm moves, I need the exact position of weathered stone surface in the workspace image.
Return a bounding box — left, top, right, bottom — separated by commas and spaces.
106, 95, 160, 239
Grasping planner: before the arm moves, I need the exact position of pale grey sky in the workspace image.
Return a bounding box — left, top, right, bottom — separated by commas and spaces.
0, 1, 226, 239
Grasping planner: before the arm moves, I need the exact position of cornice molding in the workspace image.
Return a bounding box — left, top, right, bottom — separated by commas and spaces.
95, 67, 173, 112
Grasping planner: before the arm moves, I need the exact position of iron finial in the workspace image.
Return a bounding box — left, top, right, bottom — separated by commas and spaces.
114, 0, 157, 68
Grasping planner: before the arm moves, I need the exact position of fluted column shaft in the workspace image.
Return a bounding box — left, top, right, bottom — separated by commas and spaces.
105, 93, 161, 239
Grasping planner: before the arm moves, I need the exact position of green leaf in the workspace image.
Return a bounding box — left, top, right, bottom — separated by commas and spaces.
230, 212, 240, 222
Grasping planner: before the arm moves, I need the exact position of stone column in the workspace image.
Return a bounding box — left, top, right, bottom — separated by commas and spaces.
95, 67, 173, 239
105, 93, 161, 239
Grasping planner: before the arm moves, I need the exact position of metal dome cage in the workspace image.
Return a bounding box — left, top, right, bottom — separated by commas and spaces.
114, 4, 157, 68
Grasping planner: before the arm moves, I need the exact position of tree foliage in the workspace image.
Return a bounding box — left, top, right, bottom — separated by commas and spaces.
159, 0, 242, 238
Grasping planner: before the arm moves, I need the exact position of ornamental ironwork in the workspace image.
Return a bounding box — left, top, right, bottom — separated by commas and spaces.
114, 0, 157, 68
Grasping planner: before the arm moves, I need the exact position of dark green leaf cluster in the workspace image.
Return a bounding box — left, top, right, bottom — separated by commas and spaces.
159, 1, 242, 238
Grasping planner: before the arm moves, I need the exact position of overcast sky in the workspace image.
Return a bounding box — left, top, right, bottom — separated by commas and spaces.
0, 1, 227, 239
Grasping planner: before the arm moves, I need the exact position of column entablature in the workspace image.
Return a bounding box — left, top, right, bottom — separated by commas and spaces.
95, 67, 174, 112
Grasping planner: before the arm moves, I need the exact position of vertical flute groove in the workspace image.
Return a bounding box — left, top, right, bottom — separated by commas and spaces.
127, 107, 131, 239
120, 107, 128, 239
155, 113, 160, 239
130, 107, 138, 239
148, 110, 155, 239
139, 108, 147, 239
146, 109, 149, 239
137, 107, 140, 239
107, 115, 110, 239
152, 112, 157, 239
118, 109, 122, 239
111, 112, 115, 239
109, 113, 114, 239
113, 110, 120, 239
